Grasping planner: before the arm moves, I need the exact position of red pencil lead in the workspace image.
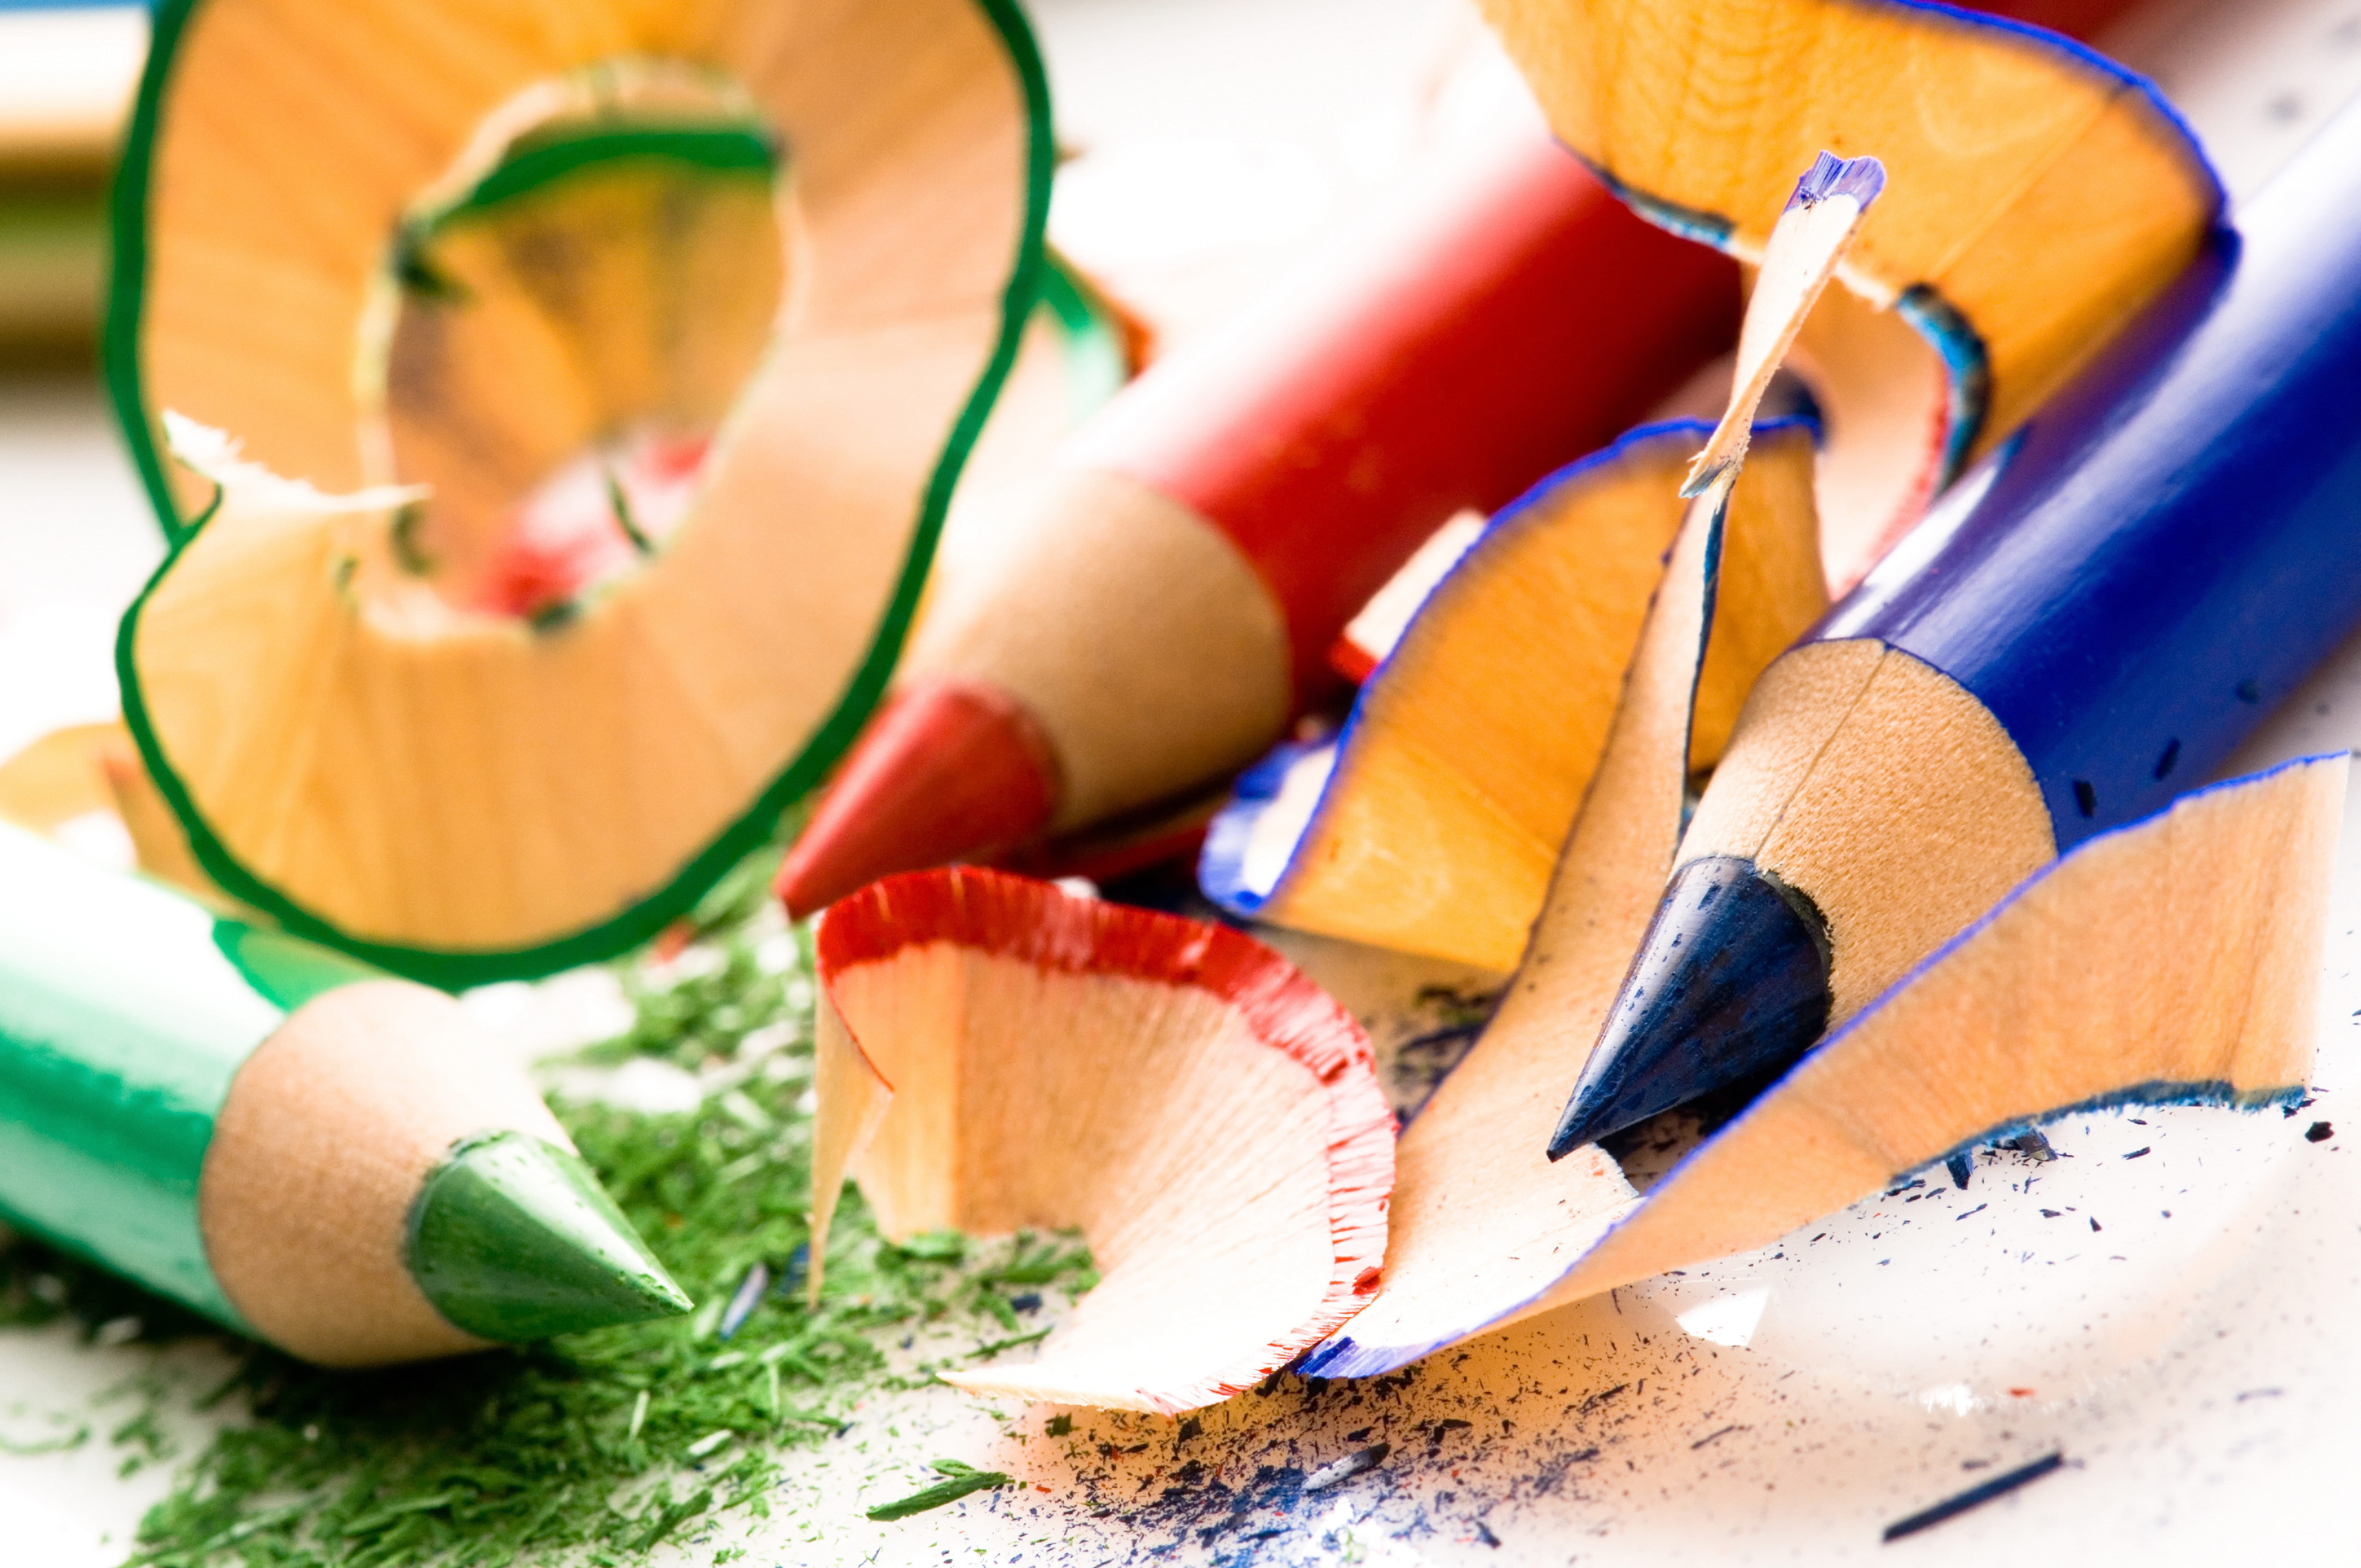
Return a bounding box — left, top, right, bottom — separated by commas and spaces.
777, 680, 1061, 918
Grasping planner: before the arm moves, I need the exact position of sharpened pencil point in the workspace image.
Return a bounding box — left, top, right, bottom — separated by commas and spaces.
777, 679, 1061, 918
1547, 856, 1832, 1159
407, 1132, 691, 1341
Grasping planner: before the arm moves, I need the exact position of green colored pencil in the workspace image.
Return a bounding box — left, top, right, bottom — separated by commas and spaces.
0, 818, 690, 1364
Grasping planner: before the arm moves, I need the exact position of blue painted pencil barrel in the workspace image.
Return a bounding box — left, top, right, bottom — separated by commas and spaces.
1821, 98, 2361, 845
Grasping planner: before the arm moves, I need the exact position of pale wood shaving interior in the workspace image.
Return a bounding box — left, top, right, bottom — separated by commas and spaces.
129, 0, 1029, 953
812, 913, 1392, 1414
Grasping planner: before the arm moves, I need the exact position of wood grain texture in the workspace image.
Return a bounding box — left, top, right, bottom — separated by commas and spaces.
903, 465, 1292, 829
810, 870, 1392, 1413
124, 0, 1033, 965
1475, 0, 2217, 469
199, 979, 571, 1366
1228, 421, 1824, 971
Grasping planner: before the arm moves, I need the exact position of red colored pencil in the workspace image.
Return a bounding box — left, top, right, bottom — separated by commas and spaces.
776, 0, 2146, 919
779, 119, 1740, 914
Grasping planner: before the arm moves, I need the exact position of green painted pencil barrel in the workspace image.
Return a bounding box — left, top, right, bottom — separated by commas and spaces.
0, 820, 690, 1363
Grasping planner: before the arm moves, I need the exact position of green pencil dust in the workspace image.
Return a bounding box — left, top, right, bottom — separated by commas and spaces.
0, 869, 1094, 1566
862, 1459, 1016, 1522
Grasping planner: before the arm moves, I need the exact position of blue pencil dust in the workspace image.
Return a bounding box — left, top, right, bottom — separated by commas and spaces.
1387, 985, 1499, 1125
999, 1370, 1556, 1563
989, 1324, 1783, 1565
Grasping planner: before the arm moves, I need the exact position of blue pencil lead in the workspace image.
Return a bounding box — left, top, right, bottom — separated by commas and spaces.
1547, 856, 1830, 1159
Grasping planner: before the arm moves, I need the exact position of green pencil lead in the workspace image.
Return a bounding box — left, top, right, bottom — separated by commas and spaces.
406, 1131, 694, 1342
866, 1461, 1015, 1521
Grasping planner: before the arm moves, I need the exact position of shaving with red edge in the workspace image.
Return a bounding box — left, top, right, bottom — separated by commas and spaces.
810, 868, 1393, 1413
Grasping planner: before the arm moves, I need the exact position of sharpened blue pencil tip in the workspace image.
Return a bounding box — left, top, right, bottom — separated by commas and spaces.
1546, 856, 1833, 1159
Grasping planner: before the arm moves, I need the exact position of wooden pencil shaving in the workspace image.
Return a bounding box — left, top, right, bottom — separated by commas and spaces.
1242, 138, 2345, 1378
0, 720, 213, 898
810, 868, 1394, 1413
1205, 127, 2333, 1376
1205, 143, 1875, 969
1201, 418, 1825, 970
112, 0, 1049, 982
1307, 754, 2344, 1374
1684, 153, 1884, 495
1480, 0, 2217, 471
1481, 0, 2219, 579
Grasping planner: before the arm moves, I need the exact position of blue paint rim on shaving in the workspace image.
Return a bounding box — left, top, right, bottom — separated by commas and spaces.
1197, 418, 1816, 929
1299, 752, 2339, 1379
1857, 0, 2222, 479
1571, 1, 2219, 491
1198, 739, 1327, 919
1786, 151, 1887, 211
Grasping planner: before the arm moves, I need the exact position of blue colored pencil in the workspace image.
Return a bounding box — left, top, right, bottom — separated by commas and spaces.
1552, 94, 2361, 1157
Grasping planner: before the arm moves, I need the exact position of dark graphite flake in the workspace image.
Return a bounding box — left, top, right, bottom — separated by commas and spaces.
1302, 1445, 1390, 1491
1883, 1452, 2066, 1542
2308, 1120, 2335, 1142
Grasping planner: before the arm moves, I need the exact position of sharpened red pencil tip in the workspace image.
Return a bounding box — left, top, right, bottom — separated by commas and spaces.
776, 680, 1062, 918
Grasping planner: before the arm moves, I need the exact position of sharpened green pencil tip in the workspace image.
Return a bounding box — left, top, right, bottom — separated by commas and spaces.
407, 1131, 693, 1342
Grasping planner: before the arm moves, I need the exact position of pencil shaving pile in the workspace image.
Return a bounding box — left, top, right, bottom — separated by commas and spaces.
1210, 5, 2338, 1377
820, 54, 2339, 1404
41, 0, 2339, 1434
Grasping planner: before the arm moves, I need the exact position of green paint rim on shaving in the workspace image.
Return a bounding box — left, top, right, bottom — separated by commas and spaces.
104, 0, 1060, 988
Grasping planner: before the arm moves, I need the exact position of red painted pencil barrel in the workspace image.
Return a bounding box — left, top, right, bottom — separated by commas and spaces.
777, 0, 2151, 917
1064, 128, 1741, 699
